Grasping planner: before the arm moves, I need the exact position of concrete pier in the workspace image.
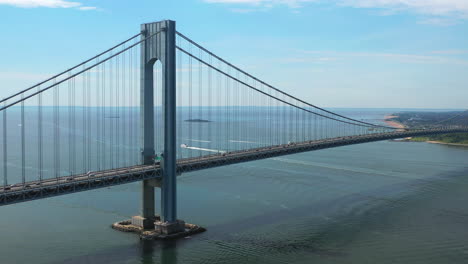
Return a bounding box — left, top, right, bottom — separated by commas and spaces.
155, 220, 185, 235
113, 216, 205, 240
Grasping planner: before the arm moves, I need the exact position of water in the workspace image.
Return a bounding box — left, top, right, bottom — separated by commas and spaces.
1, 109, 468, 263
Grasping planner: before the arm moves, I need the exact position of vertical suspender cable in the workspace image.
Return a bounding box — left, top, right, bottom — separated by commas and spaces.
236, 71, 240, 149
54, 79, 60, 181
217, 60, 221, 154
102, 61, 106, 169
269, 84, 272, 146
21, 94, 25, 185
68, 73, 72, 175
177, 39, 182, 159
302, 102, 305, 141
308, 107, 311, 141
226, 67, 230, 152
109, 53, 114, 169
3, 102, 6, 187
208, 51, 212, 153
189, 44, 193, 158
296, 101, 298, 142
82, 66, 87, 173
97, 60, 101, 170
38, 85, 43, 182
128, 45, 132, 165
276, 90, 279, 145
121, 45, 125, 167
134, 42, 138, 164
87, 71, 91, 171
121, 51, 124, 167
134, 44, 138, 163
198, 48, 203, 158
116, 52, 120, 168
72, 77, 76, 174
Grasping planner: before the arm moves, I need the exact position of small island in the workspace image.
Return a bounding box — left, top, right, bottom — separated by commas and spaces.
184, 119, 211, 123
385, 111, 468, 146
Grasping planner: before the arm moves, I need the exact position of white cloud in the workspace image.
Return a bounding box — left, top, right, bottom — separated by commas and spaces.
337, 0, 468, 18
0, 0, 96, 10
204, 0, 468, 22
0, 71, 52, 81
417, 17, 458, 26
78, 6, 96, 10
287, 50, 468, 65
431, 50, 468, 55
204, 0, 318, 8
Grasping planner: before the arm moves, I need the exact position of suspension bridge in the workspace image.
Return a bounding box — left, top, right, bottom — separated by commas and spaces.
0, 20, 466, 234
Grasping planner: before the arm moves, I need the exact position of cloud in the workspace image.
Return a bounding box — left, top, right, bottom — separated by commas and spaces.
431, 50, 468, 55
0, 0, 96, 10
283, 56, 339, 63
337, 0, 468, 19
417, 17, 458, 26
204, 0, 318, 8
288, 50, 468, 65
78, 6, 96, 10
204, 0, 468, 22
0, 71, 52, 81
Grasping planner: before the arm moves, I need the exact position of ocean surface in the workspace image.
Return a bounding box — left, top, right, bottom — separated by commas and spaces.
0, 108, 468, 264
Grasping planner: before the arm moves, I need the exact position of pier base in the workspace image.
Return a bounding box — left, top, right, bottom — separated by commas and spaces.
155, 220, 185, 235
112, 216, 205, 240
131, 215, 157, 230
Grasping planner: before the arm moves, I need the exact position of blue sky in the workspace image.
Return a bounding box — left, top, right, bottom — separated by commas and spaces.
0, 0, 467, 108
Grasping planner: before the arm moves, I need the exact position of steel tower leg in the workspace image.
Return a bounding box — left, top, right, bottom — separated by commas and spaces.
140, 40, 156, 229
160, 21, 177, 223
157, 20, 185, 234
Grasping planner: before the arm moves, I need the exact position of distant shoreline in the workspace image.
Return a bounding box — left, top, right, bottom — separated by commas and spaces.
426, 140, 468, 147
383, 114, 405, 129
383, 113, 467, 146
185, 119, 211, 123
393, 137, 468, 147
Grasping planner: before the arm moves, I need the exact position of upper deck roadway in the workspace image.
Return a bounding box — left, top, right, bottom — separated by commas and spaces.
1, 127, 467, 206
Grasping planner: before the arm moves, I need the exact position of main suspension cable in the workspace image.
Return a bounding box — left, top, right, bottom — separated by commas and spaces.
176, 45, 386, 129
0, 33, 142, 105
176, 31, 396, 130
0, 30, 162, 112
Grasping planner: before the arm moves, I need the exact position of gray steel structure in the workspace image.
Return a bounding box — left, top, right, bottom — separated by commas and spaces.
140, 20, 178, 226
0, 127, 466, 207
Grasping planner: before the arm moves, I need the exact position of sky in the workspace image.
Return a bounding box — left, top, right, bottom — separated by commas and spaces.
0, 0, 467, 109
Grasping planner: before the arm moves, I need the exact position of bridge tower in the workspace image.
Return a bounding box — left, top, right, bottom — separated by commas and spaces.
131, 20, 184, 233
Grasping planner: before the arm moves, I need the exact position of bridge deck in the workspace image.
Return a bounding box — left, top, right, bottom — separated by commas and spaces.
1, 127, 466, 206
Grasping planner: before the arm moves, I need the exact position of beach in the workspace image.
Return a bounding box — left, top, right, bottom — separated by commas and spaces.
384, 115, 406, 129
426, 140, 468, 147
